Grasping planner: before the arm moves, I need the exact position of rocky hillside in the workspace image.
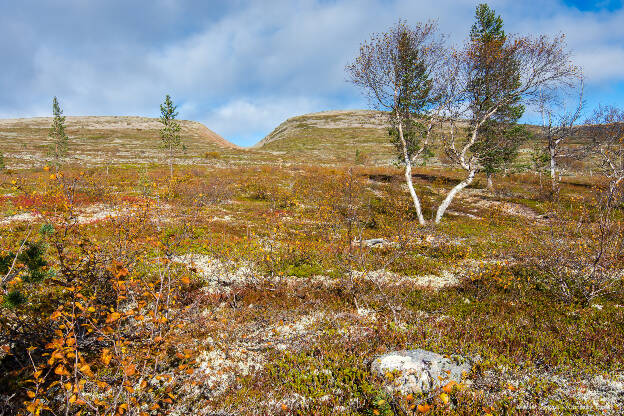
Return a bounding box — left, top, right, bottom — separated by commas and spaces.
0, 116, 238, 169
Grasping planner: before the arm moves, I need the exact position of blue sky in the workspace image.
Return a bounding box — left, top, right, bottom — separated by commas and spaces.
1, 1, 623, 146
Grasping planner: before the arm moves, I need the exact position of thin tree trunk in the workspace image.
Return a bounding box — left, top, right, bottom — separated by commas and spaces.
486, 172, 493, 190
435, 169, 476, 223
169, 145, 173, 180
397, 118, 425, 225
549, 145, 557, 193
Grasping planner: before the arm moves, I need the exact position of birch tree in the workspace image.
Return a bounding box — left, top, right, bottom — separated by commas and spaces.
346, 20, 445, 225
586, 105, 624, 201
159, 94, 183, 179
537, 80, 584, 195
434, 33, 579, 222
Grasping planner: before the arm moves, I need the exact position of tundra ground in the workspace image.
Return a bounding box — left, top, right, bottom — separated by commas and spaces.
1, 162, 622, 415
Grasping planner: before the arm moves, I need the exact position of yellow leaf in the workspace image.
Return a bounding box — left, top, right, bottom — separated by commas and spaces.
124, 364, 136, 377
440, 392, 449, 404
108, 312, 121, 322
26, 391, 36, 398
79, 364, 92, 376
54, 365, 69, 376
101, 349, 112, 366
442, 380, 456, 393
69, 394, 77, 404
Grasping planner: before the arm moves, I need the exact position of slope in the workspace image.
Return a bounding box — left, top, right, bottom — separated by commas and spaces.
0, 116, 239, 169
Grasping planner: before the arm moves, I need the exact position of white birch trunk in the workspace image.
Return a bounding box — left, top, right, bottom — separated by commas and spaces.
549, 145, 557, 193
397, 120, 426, 225
434, 169, 476, 223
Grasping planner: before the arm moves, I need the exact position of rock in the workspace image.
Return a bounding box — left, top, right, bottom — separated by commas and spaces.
355, 238, 387, 247
354, 238, 399, 248
371, 349, 472, 395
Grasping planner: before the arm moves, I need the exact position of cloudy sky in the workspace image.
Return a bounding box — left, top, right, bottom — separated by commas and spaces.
1, 0, 623, 146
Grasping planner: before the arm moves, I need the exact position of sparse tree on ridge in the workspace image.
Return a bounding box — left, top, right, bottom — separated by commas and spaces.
346, 20, 446, 225
48, 96, 69, 170
159, 94, 183, 179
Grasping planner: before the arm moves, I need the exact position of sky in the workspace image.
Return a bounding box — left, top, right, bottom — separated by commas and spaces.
1, 1, 623, 146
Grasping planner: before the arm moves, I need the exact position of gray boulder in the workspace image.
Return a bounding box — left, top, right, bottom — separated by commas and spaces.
371, 349, 472, 395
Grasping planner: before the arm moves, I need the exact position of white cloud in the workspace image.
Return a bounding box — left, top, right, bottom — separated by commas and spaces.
202, 96, 321, 146
0, 0, 623, 145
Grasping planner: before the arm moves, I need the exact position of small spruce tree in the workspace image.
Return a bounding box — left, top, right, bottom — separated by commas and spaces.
469, 3, 527, 189
159, 94, 183, 179
0, 224, 53, 308
0, 151, 5, 171
48, 96, 69, 170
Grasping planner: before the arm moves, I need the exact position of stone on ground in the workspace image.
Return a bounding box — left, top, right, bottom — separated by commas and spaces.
371, 349, 472, 395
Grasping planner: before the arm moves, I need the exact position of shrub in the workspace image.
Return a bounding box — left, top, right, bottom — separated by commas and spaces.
529, 189, 624, 305
203, 151, 221, 159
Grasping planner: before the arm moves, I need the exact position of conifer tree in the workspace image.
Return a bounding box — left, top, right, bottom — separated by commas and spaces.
48, 96, 69, 170
469, 4, 528, 189
159, 94, 183, 179
1, 225, 53, 308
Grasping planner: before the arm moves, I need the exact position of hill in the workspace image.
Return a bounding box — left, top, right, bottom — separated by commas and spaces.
253, 110, 400, 165
254, 110, 596, 174
0, 116, 238, 169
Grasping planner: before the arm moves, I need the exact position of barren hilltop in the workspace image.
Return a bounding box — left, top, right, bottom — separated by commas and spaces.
0, 116, 237, 169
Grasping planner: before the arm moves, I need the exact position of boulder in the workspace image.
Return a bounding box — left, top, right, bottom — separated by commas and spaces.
371, 349, 472, 395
